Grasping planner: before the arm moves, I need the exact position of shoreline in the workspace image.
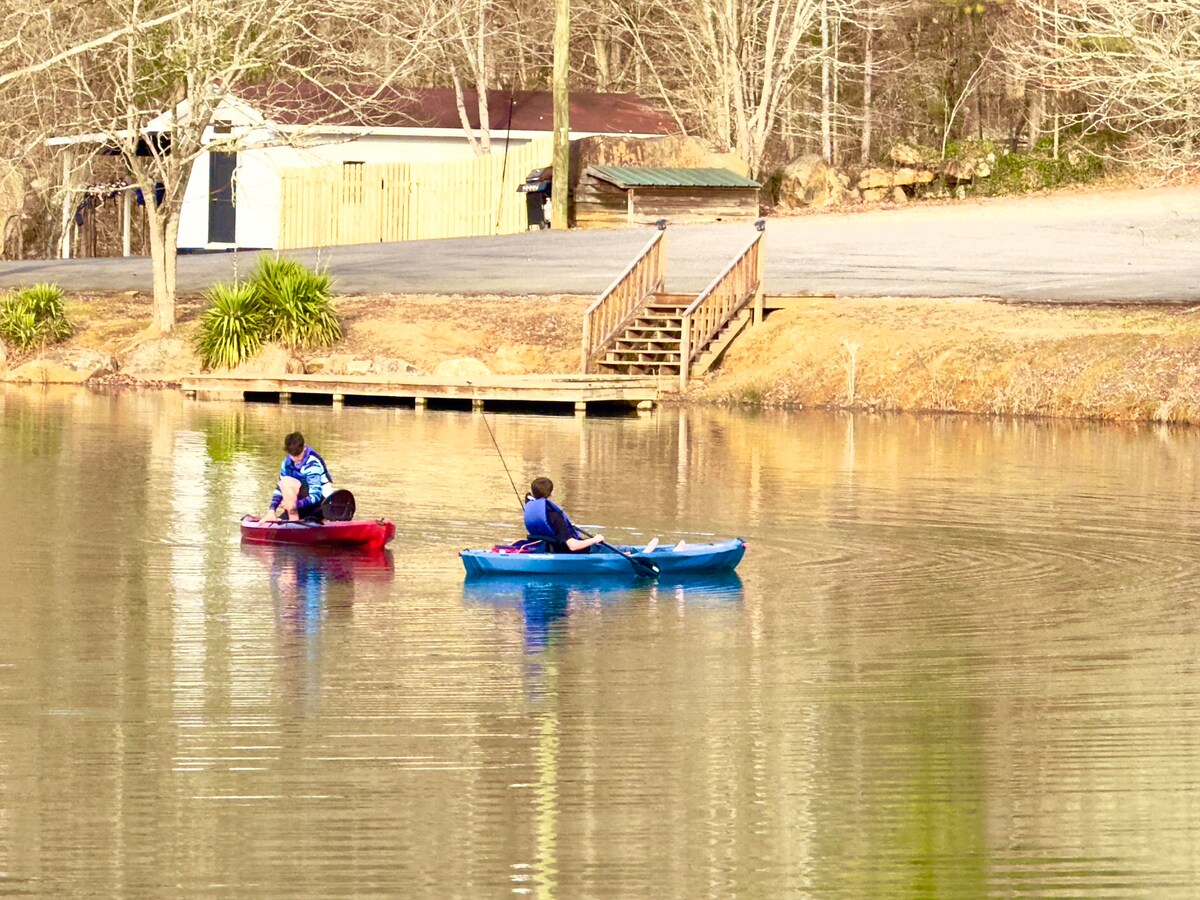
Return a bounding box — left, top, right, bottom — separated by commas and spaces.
5, 290, 1200, 425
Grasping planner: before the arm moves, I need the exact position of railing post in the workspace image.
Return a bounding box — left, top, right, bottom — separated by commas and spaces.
679, 314, 691, 392
581, 313, 593, 373
753, 220, 766, 325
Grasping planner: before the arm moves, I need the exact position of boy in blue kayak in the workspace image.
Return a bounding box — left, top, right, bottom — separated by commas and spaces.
268, 432, 334, 521
523, 476, 605, 553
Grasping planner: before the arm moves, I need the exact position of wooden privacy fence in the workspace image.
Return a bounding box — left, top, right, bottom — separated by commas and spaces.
580, 226, 666, 373
679, 226, 765, 390
278, 136, 553, 248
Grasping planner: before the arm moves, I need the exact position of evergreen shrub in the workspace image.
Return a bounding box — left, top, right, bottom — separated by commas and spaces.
0, 283, 73, 350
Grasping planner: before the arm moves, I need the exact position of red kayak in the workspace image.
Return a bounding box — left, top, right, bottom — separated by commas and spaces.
240, 515, 396, 550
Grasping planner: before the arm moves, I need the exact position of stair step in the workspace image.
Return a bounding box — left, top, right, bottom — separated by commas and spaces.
599, 364, 682, 376
606, 356, 681, 366
604, 355, 681, 364
624, 326, 683, 335
614, 338, 680, 349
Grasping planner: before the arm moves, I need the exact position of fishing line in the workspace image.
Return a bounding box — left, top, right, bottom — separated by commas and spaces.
480, 413, 525, 514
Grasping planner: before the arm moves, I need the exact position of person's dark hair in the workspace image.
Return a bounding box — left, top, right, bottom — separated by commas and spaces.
530, 476, 554, 499
284, 432, 306, 455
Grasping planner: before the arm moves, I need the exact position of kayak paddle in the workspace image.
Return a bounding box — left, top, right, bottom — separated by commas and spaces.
576, 527, 660, 578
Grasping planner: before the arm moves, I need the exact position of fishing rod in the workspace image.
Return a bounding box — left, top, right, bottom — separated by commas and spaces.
480, 412, 526, 514
477, 413, 659, 577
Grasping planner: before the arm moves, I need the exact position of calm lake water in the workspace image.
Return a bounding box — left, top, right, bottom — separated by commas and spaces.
3, 385, 1200, 897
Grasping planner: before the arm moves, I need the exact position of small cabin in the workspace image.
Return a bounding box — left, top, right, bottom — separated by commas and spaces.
573, 165, 760, 228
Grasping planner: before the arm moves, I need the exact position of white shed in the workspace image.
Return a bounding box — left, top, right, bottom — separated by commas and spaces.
51, 85, 678, 255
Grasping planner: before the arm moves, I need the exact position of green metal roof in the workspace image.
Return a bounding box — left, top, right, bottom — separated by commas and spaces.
586, 165, 760, 189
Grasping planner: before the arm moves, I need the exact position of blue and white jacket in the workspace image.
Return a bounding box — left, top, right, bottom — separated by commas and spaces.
269, 447, 333, 514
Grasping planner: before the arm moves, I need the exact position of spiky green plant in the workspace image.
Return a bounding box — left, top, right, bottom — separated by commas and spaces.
0, 283, 73, 351
251, 255, 342, 349
195, 282, 267, 370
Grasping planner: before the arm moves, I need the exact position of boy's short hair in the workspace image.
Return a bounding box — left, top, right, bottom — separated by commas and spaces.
530, 476, 554, 499
284, 432, 306, 455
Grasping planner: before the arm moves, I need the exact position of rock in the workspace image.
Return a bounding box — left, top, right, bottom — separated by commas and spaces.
226, 343, 304, 375
862, 187, 889, 203
857, 167, 892, 190
375, 357, 421, 375
0, 340, 7, 371
5, 347, 116, 384
975, 160, 992, 179
891, 186, 909, 203
893, 167, 935, 186
433, 357, 492, 379
776, 154, 851, 209
305, 354, 374, 375
305, 356, 333, 374
889, 144, 924, 166
120, 338, 201, 383
942, 159, 977, 185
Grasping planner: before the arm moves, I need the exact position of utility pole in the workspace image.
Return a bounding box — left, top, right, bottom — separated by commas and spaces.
551, 0, 570, 229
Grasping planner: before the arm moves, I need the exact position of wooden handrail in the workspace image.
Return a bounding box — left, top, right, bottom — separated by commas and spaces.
679, 229, 764, 390
581, 228, 666, 373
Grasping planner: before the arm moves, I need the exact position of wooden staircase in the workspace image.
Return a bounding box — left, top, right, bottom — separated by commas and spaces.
598, 293, 685, 376
582, 223, 765, 389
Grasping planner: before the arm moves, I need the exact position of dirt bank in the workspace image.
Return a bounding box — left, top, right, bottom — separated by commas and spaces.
11, 291, 1200, 425
694, 297, 1200, 423
56, 291, 589, 376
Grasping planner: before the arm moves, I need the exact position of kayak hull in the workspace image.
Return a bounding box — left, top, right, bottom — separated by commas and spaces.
460, 538, 746, 577
240, 515, 396, 550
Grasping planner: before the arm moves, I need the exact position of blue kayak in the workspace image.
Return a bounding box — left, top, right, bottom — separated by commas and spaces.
460, 538, 746, 577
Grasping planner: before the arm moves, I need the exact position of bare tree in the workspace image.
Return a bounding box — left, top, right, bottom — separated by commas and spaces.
1001, 0, 1200, 173
1, 0, 438, 334
603, 0, 823, 176
436, 0, 497, 155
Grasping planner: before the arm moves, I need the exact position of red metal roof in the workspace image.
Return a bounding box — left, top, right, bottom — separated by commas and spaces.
234, 84, 678, 136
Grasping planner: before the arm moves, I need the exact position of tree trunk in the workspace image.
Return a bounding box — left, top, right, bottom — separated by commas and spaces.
1027, 84, 1045, 150
474, 0, 491, 154
145, 204, 176, 335
820, 0, 832, 163
861, 9, 874, 163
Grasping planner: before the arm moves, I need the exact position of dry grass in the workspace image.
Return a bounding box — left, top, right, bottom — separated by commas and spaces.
693, 297, 1200, 424
36, 290, 1200, 425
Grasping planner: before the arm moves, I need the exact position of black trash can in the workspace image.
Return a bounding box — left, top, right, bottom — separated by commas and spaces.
518, 167, 553, 230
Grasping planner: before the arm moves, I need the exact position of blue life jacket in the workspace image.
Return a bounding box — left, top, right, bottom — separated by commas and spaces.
523, 497, 580, 542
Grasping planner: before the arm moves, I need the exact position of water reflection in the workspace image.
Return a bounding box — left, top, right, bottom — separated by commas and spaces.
241, 543, 395, 628
463, 572, 744, 653
240, 543, 394, 711
11, 387, 1200, 896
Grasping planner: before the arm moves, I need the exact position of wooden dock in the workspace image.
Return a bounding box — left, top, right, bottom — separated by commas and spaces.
180, 373, 663, 414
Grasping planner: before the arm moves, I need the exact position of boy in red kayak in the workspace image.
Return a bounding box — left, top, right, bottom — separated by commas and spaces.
268, 432, 334, 522
523, 476, 605, 553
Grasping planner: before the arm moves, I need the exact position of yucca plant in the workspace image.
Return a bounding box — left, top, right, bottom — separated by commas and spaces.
0, 283, 73, 351
195, 282, 267, 370
251, 255, 342, 350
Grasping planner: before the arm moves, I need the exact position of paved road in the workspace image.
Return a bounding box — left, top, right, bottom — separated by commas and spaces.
3, 185, 1199, 302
